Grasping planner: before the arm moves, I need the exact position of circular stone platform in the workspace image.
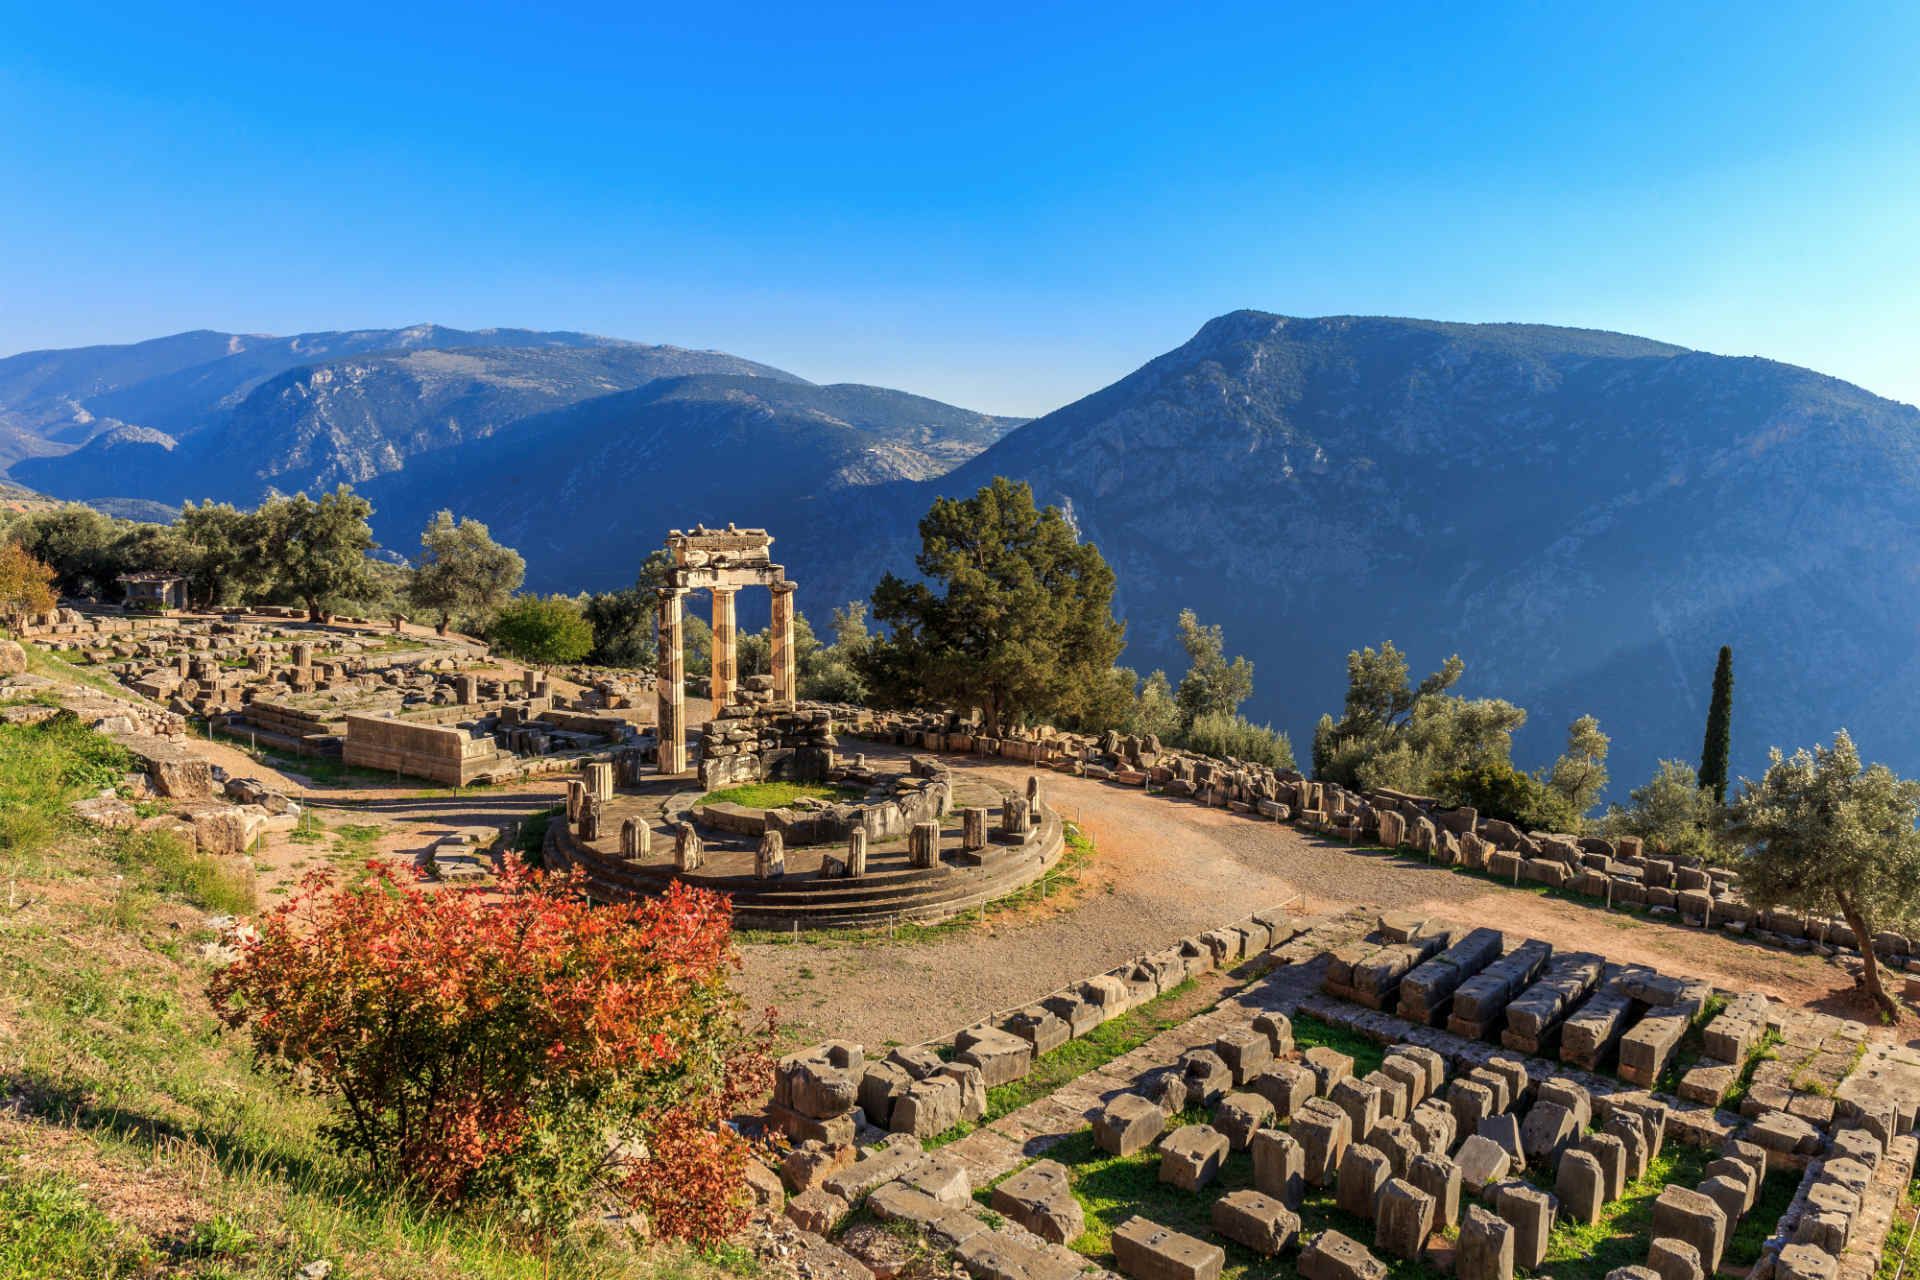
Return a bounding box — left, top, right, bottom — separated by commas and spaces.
546, 742, 1067, 929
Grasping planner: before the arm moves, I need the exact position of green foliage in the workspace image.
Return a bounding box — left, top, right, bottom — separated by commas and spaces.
489, 594, 594, 665
1315, 642, 1528, 796
408, 510, 526, 634
1725, 729, 1920, 1012
1172, 609, 1254, 726
1181, 711, 1295, 770
252, 485, 381, 621
1700, 645, 1734, 805
698, 782, 858, 809
1433, 759, 1576, 831
863, 478, 1126, 735
799, 601, 872, 703
1542, 714, 1611, 824
1125, 669, 1183, 742
0, 1170, 153, 1278
1605, 759, 1730, 862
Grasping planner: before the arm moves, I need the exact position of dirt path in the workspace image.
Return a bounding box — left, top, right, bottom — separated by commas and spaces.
738, 757, 1887, 1050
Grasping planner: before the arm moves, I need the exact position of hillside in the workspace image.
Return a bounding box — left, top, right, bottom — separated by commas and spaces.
362, 374, 1025, 587
782, 312, 1920, 794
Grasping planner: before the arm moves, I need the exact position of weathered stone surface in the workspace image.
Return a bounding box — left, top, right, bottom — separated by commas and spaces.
1521, 1100, 1578, 1166
992, 1159, 1084, 1245
956, 1229, 1082, 1280
1299, 1230, 1388, 1280
1409, 1152, 1461, 1230
1251, 1128, 1305, 1207
1304, 1045, 1354, 1094
1556, 1149, 1606, 1225
955, 1025, 1033, 1088
1214, 1027, 1273, 1084
1094, 1093, 1167, 1156
1159, 1124, 1229, 1192
1477, 1113, 1525, 1171
1248, 1063, 1317, 1117
1456, 1134, 1512, 1196
1337, 1144, 1392, 1221
1774, 1244, 1838, 1280
784, 1187, 848, 1234
1449, 1078, 1497, 1135
1181, 1049, 1234, 1107
1606, 1110, 1651, 1181
1582, 1131, 1629, 1200
890, 1075, 961, 1137
1331, 1077, 1383, 1139
1494, 1181, 1556, 1269
1374, 1177, 1435, 1261
1006, 1007, 1070, 1054
1651, 1186, 1726, 1274
1215, 1091, 1276, 1150
781, 1139, 855, 1193
778, 1042, 865, 1120
1295, 1098, 1352, 1187
1456, 1204, 1516, 1280
1113, 1216, 1224, 1280
1210, 1189, 1300, 1256
1646, 1238, 1704, 1280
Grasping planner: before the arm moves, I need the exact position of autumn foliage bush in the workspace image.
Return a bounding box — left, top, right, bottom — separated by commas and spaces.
208, 864, 772, 1240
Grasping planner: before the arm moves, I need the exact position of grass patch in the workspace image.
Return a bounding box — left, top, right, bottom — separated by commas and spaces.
0, 1168, 154, 1278
1290, 1011, 1386, 1077
698, 781, 861, 809
1723, 1028, 1784, 1113
1878, 1177, 1920, 1280
515, 805, 563, 868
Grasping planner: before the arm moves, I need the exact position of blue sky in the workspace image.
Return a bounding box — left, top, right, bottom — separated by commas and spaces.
3, 1, 1916, 417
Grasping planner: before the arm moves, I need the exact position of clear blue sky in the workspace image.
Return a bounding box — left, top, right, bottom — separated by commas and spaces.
4, 1, 1916, 417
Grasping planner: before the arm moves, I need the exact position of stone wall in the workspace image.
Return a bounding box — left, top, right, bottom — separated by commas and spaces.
698, 704, 838, 790
340, 713, 506, 786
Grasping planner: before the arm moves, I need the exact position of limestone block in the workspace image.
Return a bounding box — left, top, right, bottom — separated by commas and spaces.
1159, 1124, 1229, 1191
1248, 1062, 1317, 1118
1294, 1098, 1352, 1187
1449, 1078, 1498, 1135
1180, 1049, 1234, 1107
1374, 1177, 1435, 1261
1252, 1011, 1294, 1055
1556, 1149, 1606, 1225
1363, 1069, 1409, 1122
1494, 1181, 1556, 1270
1647, 1238, 1704, 1280
1337, 1143, 1391, 1220
1141, 1068, 1189, 1115
1606, 1110, 1651, 1181
1774, 1244, 1838, 1280
890, 1075, 961, 1137
1094, 1093, 1167, 1156
1651, 1186, 1726, 1274
1006, 1006, 1069, 1054
1536, 1078, 1593, 1130
1331, 1077, 1383, 1140
784, 1187, 848, 1234
1409, 1152, 1461, 1230
941, 1061, 986, 1122
780, 1139, 855, 1193
1455, 1204, 1515, 1280
1304, 1045, 1354, 1094
1521, 1101, 1578, 1166
955, 1025, 1032, 1088
1455, 1134, 1512, 1196
1215, 1091, 1276, 1150
1210, 1189, 1300, 1256
1368, 1117, 1421, 1181
1251, 1128, 1304, 1206
1214, 1026, 1273, 1084
777, 1043, 864, 1120
1299, 1230, 1388, 1280
992, 1159, 1084, 1245
1582, 1132, 1629, 1200
1114, 1216, 1224, 1280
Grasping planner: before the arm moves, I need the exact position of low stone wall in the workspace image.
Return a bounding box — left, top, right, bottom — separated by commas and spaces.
340, 713, 504, 786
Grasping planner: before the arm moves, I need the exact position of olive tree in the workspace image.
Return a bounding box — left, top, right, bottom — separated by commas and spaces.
1724, 730, 1920, 1016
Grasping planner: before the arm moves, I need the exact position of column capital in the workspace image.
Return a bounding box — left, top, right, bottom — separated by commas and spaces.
770, 579, 797, 595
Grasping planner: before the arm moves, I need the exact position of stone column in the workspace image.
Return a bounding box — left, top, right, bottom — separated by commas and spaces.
578, 797, 602, 841
674, 821, 703, 871
1002, 796, 1033, 839
769, 581, 797, 706
961, 807, 988, 851
756, 831, 786, 879
710, 588, 738, 710
565, 778, 586, 822
620, 816, 650, 858
584, 761, 614, 803
908, 820, 941, 869
848, 828, 869, 877
656, 587, 688, 774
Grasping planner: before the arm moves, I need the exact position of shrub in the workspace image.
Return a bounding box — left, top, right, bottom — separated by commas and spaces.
208, 865, 772, 1239
1433, 759, 1577, 831
1181, 711, 1295, 769
488, 594, 594, 665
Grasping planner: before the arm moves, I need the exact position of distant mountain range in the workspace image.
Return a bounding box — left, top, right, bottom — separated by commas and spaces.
7, 312, 1919, 795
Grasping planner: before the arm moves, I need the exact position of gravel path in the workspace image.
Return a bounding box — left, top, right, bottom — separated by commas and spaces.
737, 756, 1868, 1050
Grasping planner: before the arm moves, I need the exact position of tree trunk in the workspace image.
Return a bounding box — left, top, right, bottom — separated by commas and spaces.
306, 599, 324, 623
1837, 895, 1895, 1019
435, 616, 449, 636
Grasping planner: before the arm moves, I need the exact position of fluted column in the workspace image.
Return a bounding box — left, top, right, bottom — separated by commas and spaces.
710, 588, 737, 710
656, 587, 688, 774
770, 581, 797, 706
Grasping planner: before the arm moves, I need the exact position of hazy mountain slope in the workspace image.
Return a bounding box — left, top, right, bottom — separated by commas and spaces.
363, 375, 1024, 588
16, 343, 807, 502
782, 312, 1920, 794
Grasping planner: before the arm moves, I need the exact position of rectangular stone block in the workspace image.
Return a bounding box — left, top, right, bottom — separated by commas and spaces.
1113, 1216, 1224, 1280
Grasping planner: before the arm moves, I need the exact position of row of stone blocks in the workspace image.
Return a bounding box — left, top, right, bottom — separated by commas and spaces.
769, 905, 1302, 1144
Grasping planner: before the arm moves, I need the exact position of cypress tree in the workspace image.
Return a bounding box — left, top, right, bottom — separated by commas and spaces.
1699, 645, 1734, 804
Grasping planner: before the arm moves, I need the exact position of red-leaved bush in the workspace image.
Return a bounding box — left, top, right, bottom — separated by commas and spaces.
209, 863, 772, 1240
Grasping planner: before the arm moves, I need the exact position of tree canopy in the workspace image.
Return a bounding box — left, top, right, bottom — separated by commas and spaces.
0, 543, 58, 622
489, 594, 595, 666
1173, 609, 1254, 725
1724, 730, 1920, 1014
863, 477, 1126, 736
1699, 645, 1734, 805
408, 511, 525, 635
1313, 641, 1524, 795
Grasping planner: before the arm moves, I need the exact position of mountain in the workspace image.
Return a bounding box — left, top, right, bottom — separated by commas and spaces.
361, 375, 1025, 588
781, 312, 1920, 795
12, 335, 805, 501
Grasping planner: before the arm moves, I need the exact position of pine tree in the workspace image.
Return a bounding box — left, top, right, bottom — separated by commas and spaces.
1699, 645, 1734, 805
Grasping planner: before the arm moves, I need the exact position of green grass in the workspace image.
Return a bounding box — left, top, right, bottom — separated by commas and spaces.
1289, 1011, 1386, 1077
1877, 1177, 1920, 1280
515, 805, 563, 868
697, 781, 861, 809
0, 1169, 154, 1278
1722, 1028, 1784, 1112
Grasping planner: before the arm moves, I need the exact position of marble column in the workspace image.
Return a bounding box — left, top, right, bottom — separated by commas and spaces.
710, 587, 738, 709
656, 587, 688, 774
770, 581, 797, 705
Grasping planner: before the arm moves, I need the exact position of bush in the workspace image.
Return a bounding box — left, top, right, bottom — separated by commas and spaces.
1432, 760, 1577, 831
488, 594, 594, 665
1182, 711, 1295, 770
208, 865, 772, 1239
